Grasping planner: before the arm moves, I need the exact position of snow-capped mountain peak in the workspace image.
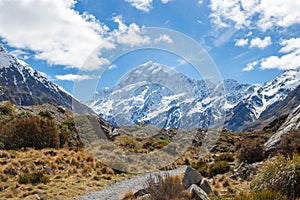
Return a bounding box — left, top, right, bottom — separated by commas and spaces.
0, 44, 7, 53
225, 69, 300, 131
88, 62, 259, 129
0, 44, 90, 113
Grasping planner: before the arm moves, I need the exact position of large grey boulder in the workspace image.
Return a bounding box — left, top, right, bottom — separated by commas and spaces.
188, 184, 210, 200
182, 166, 203, 188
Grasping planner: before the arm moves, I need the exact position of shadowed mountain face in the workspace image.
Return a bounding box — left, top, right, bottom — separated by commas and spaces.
0, 45, 91, 114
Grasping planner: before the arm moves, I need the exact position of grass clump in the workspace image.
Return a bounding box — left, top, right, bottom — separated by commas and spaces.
208, 161, 231, 178
0, 101, 14, 115
234, 190, 287, 200
215, 153, 235, 162
251, 154, 300, 199
18, 171, 50, 184
145, 174, 194, 200
153, 139, 171, 149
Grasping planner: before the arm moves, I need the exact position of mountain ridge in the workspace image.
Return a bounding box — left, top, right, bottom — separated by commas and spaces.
89, 62, 300, 131
0, 45, 91, 114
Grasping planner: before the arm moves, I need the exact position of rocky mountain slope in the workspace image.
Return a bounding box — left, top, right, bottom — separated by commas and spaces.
0, 45, 91, 114
265, 105, 300, 153
225, 70, 300, 131
246, 84, 300, 132
89, 61, 300, 131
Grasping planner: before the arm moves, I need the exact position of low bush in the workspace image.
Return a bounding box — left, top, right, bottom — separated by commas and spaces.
251, 154, 300, 199
0, 101, 13, 115
18, 171, 50, 184
208, 161, 231, 178
278, 130, 300, 157
38, 110, 54, 119
0, 116, 59, 149
237, 138, 264, 164
153, 139, 171, 149
145, 174, 194, 200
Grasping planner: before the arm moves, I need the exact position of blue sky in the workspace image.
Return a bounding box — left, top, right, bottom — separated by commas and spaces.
0, 0, 300, 96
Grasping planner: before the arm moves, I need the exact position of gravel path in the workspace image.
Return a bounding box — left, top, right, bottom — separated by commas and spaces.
78, 165, 188, 200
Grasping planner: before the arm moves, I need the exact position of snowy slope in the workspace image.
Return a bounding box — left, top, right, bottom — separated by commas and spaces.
225, 70, 300, 131
0, 44, 90, 113
88, 61, 256, 129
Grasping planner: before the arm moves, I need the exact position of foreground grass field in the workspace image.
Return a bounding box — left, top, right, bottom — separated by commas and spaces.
0, 148, 131, 199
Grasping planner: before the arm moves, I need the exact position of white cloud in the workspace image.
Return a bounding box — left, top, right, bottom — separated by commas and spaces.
249, 37, 272, 49
161, 0, 169, 4
245, 32, 253, 37
55, 74, 94, 82
10, 49, 30, 60
209, 0, 300, 31
198, 0, 204, 5
279, 38, 300, 53
257, 0, 300, 31
235, 38, 248, 47
260, 53, 300, 70
125, 0, 153, 13
242, 60, 257, 71
0, 1, 152, 71
154, 34, 173, 44
245, 37, 300, 70
108, 64, 117, 70
0, 0, 114, 70
209, 0, 255, 29
260, 37, 300, 70
112, 15, 150, 47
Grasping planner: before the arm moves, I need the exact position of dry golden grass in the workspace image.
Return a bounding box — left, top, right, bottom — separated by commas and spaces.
0, 148, 131, 199
119, 190, 135, 200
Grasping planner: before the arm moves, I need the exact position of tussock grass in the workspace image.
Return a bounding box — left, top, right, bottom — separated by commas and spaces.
0, 148, 131, 199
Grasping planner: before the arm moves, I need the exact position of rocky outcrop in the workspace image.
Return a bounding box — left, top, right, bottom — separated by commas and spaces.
132, 166, 213, 200
188, 184, 210, 200
183, 166, 203, 188
182, 166, 213, 200
230, 162, 259, 181
265, 104, 300, 154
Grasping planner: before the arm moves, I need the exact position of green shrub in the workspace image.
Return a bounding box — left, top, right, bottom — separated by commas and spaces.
208, 161, 231, 178
38, 110, 54, 119
278, 130, 300, 157
0, 116, 59, 149
0, 101, 14, 115
251, 154, 300, 199
234, 190, 287, 200
18, 171, 50, 184
237, 138, 265, 164
153, 139, 171, 149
